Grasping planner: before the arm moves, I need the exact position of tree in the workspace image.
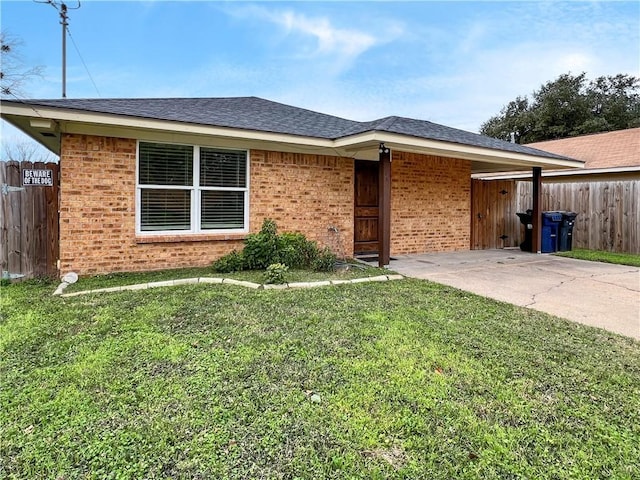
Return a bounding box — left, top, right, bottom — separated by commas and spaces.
480, 96, 533, 144
586, 74, 640, 132
0, 31, 44, 98
480, 73, 640, 143
1, 32, 56, 163
2, 139, 57, 163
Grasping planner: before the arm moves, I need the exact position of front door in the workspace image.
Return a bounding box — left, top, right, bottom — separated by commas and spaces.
354, 160, 379, 255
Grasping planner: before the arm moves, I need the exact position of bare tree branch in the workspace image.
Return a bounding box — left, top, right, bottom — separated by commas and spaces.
1, 31, 45, 98
3, 139, 58, 163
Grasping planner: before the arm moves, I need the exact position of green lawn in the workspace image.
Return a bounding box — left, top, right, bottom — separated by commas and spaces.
1, 277, 639, 479
61, 263, 389, 293
555, 248, 640, 267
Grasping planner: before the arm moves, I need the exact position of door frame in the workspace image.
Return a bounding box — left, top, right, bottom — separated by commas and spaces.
353, 143, 391, 267
353, 160, 380, 256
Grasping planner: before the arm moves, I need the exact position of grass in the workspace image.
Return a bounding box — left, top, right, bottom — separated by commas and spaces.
62, 262, 390, 293
555, 248, 640, 267
1, 275, 639, 479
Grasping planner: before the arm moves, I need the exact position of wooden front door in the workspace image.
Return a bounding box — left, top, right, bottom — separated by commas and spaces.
354, 160, 379, 255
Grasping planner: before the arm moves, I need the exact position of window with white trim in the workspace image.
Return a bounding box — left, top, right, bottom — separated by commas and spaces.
137, 141, 249, 234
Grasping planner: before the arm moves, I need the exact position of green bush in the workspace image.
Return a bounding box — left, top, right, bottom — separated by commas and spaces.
312, 247, 337, 272
212, 250, 245, 273
264, 263, 289, 284
277, 232, 319, 269
243, 219, 279, 270
211, 219, 337, 274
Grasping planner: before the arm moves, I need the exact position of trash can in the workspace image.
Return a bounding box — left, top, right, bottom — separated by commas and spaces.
516, 210, 533, 252
542, 211, 563, 253
558, 212, 578, 251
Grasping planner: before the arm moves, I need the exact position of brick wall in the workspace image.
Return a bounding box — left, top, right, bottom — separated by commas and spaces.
60, 134, 141, 275
59, 135, 354, 275
391, 151, 471, 254
59, 134, 470, 275
250, 150, 354, 259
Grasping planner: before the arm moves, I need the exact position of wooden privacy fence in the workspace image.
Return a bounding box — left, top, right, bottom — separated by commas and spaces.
0, 161, 59, 280
471, 178, 640, 254
517, 179, 640, 254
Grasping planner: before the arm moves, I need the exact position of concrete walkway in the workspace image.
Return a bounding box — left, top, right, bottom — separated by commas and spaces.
390, 250, 640, 340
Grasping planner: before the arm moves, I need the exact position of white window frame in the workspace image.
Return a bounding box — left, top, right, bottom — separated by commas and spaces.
136, 140, 250, 235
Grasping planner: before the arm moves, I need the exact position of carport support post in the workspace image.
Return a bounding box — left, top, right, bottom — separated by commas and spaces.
378, 143, 391, 267
532, 167, 542, 254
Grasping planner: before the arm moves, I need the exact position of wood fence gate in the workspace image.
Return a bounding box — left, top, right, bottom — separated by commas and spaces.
471, 179, 520, 250
0, 161, 60, 280
472, 177, 640, 254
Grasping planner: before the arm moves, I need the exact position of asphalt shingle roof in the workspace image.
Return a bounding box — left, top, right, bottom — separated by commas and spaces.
14, 96, 570, 161
526, 128, 640, 168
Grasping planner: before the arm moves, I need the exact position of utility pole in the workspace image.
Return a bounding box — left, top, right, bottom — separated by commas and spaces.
36, 0, 81, 98
60, 3, 67, 97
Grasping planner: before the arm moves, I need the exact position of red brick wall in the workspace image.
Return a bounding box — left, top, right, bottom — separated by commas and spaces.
58, 135, 354, 275
59, 134, 141, 275
250, 150, 354, 259
391, 151, 471, 254
58, 134, 471, 275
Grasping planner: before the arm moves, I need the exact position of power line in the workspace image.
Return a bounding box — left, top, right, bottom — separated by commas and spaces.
65, 26, 101, 97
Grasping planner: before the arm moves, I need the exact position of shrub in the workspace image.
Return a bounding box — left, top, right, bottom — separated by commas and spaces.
212, 250, 245, 273
312, 247, 337, 272
277, 232, 319, 269
211, 219, 337, 274
243, 219, 279, 270
264, 263, 289, 284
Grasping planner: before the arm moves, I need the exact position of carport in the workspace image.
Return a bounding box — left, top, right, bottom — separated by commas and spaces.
390, 250, 640, 339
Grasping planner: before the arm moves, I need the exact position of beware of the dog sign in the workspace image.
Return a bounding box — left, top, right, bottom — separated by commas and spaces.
22, 169, 54, 186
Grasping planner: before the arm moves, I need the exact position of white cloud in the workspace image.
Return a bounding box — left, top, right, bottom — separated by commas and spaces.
224, 5, 401, 75
270, 10, 377, 59
553, 52, 595, 74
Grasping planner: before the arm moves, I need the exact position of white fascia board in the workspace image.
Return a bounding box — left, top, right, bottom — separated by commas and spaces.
62, 121, 345, 158
334, 131, 585, 169
473, 165, 640, 180
2, 103, 335, 149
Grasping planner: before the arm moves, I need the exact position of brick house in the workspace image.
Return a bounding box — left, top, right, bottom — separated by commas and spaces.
1, 97, 582, 276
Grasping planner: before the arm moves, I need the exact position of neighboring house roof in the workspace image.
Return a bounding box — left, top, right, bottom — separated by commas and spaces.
473, 128, 640, 180
1, 96, 584, 173
526, 128, 640, 169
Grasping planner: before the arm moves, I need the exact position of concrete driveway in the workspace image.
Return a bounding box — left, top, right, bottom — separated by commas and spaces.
389, 250, 640, 340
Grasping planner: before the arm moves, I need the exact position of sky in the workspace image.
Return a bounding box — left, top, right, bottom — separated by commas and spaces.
1, 0, 639, 159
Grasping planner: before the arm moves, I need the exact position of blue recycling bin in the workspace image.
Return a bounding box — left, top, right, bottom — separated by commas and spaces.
541, 211, 563, 253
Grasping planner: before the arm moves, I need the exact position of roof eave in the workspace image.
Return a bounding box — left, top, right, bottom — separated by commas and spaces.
1, 102, 585, 172
473, 165, 640, 181
1, 103, 337, 156
334, 131, 585, 172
